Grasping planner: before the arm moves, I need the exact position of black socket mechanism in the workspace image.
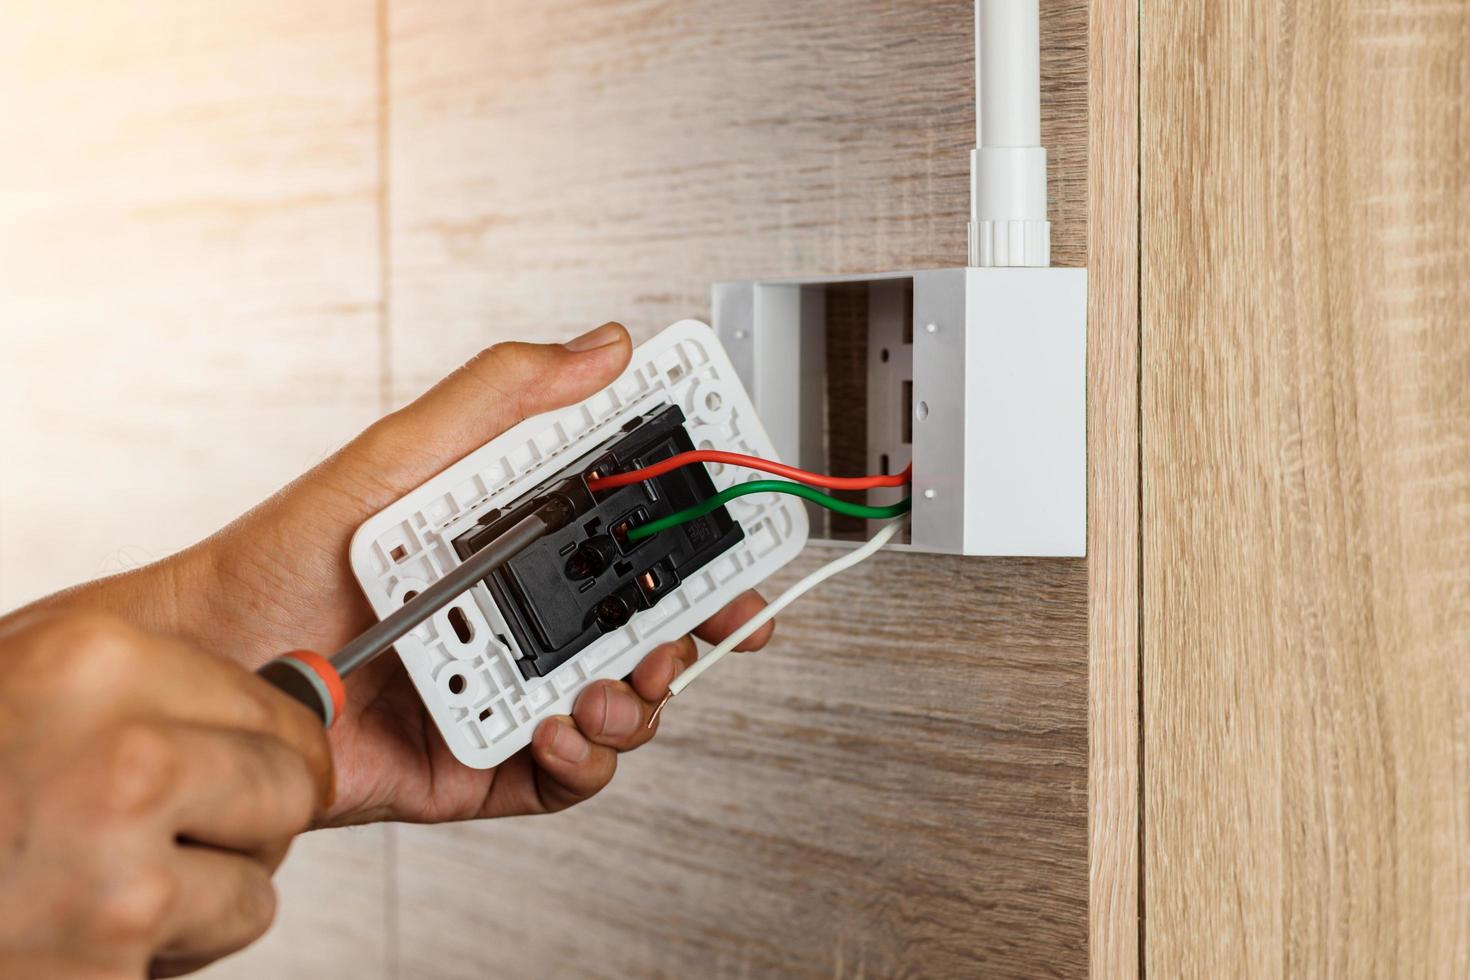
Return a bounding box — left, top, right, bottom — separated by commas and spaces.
453, 404, 743, 680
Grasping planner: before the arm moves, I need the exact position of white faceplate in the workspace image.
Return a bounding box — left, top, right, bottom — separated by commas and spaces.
349, 320, 809, 768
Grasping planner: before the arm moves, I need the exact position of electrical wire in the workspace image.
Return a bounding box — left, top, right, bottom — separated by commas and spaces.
626, 481, 911, 543
587, 451, 910, 493
647, 517, 909, 726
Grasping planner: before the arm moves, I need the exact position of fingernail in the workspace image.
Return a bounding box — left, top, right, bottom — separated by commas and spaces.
565, 322, 624, 352
599, 686, 641, 738
549, 720, 591, 763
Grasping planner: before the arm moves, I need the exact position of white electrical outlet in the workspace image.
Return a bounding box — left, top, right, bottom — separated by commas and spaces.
713, 267, 1086, 557
348, 320, 809, 768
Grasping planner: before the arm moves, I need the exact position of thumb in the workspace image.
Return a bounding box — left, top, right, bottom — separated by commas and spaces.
340, 321, 632, 496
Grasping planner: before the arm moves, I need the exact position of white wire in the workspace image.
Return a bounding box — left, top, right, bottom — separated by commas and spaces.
669, 517, 909, 697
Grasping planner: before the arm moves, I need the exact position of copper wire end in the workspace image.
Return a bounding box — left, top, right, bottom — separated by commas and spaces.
647, 689, 674, 729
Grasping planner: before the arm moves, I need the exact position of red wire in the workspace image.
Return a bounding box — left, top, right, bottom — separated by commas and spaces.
585, 451, 912, 492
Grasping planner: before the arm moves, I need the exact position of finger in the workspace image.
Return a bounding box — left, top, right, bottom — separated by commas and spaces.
169, 725, 318, 865
572, 679, 665, 751
339, 324, 632, 493
114, 639, 335, 813
628, 636, 698, 703
527, 717, 618, 813
229, 671, 336, 814
693, 590, 775, 651
153, 847, 277, 973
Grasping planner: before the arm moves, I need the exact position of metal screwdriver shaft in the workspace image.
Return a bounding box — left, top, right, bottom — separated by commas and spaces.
258, 494, 575, 726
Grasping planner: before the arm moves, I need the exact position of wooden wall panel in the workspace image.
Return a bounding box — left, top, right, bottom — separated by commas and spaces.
1086, 0, 1140, 975
385, 0, 1085, 376
0, 2, 383, 605
0, 4, 392, 977
1142, 0, 1470, 975
386, 2, 1091, 977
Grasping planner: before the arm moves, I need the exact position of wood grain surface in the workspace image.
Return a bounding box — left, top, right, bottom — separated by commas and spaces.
386, 1, 1092, 977
1087, 0, 1140, 976
0, 1, 384, 605
1142, 0, 1470, 975
9, 0, 1463, 973
0, 1, 1113, 976
0, 4, 393, 978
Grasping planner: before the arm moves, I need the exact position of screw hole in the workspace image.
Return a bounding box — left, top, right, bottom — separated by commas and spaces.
448, 606, 475, 644
402, 590, 419, 604
704, 391, 722, 412
916, 400, 930, 422
448, 673, 467, 695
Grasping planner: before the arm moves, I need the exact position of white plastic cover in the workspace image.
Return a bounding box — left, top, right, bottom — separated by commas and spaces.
348, 320, 809, 768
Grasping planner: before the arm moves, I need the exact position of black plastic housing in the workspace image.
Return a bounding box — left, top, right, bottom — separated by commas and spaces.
452, 404, 743, 680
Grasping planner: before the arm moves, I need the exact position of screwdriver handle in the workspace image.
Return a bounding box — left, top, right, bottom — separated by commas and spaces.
258, 651, 346, 728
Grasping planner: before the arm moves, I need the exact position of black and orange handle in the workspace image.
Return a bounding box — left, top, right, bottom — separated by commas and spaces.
258, 651, 346, 728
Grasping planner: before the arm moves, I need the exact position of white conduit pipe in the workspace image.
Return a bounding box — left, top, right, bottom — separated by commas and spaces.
969, 0, 1051, 267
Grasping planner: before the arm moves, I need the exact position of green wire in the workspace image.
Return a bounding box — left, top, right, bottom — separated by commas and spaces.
627, 480, 912, 542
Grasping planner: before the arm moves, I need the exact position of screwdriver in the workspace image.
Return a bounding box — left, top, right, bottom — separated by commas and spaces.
256, 493, 576, 727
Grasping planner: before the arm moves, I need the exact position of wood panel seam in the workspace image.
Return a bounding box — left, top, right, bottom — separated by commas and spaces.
1133, 0, 1145, 975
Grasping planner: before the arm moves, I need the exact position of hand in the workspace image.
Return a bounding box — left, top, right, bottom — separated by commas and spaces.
0, 611, 332, 979
41, 322, 773, 827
